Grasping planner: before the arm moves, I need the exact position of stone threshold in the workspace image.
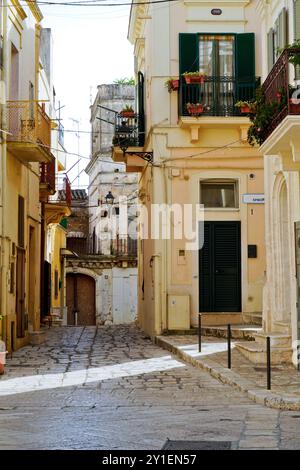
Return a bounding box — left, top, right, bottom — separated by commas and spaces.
155, 335, 300, 411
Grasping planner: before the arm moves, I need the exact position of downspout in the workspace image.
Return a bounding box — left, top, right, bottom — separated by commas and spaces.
0, 3, 8, 343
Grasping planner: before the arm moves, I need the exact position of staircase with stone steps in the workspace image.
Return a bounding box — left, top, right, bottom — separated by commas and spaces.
201, 325, 261, 341
242, 312, 263, 326
236, 331, 292, 364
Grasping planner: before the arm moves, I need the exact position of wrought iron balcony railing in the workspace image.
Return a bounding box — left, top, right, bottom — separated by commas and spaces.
66, 235, 137, 257
179, 76, 260, 117
6, 100, 52, 154
49, 174, 71, 207
113, 112, 145, 148
39, 158, 56, 194
259, 48, 300, 143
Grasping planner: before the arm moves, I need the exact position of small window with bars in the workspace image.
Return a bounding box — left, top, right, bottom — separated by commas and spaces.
200, 180, 238, 208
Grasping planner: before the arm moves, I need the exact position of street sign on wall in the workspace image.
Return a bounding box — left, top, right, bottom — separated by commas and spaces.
242, 194, 265, 204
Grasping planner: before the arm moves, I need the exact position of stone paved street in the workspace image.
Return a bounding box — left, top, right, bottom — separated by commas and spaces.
0, 325, 300, 450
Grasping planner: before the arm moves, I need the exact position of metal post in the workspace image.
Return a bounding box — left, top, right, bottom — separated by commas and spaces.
267, 336, 271, 390
227, 324, 231, 369
198, 313, 202, 352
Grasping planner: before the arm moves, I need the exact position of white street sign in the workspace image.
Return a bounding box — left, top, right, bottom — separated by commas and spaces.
242, 194, 265, 204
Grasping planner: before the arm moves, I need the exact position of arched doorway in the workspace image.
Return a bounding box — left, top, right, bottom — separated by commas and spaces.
66, 273, 96, 326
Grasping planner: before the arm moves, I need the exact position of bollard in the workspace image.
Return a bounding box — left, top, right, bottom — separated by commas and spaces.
198, 313, 202, 353
227, 324, 231, 369
267, 336, 271, 390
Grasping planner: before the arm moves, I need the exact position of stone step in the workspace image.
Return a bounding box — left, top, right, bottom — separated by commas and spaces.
201, 325, 261, 341
236, 341, 292, 365
273, 321, 291, 334
253, 332, 291, 348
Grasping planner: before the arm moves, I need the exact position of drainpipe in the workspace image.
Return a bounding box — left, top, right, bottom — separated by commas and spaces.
0, 4, 8, 343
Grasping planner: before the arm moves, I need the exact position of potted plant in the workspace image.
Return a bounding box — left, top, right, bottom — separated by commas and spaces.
165, 78, 179, 92
0, 333, 7, 376
120, 105, 135, 118
235, 100, 256, 114
289, 84, 300, 112
183, 71, 206, 84
186, 102, 205, 116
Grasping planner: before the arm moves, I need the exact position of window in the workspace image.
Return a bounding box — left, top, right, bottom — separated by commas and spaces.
114, 207, 120, 216
200, 180, 238, 208
18, 195, 25, 247
199, 35, 234, 77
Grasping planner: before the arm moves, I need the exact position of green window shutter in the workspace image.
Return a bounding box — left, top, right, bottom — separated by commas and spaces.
235, 33, 255, 81
179, 33, 199, 75
60, 217, 68, 229
267, 28, 274, 72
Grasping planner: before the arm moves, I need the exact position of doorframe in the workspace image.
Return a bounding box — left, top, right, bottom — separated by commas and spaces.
190, 171, 248, 318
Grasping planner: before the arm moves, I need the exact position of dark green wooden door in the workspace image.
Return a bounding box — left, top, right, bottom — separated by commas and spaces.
199, 221, 241, 312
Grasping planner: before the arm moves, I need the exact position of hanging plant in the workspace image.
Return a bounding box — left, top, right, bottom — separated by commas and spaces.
165, 78, 179, 92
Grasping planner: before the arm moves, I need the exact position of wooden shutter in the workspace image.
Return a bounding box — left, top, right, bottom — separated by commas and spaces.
294, 0, 300, 78
278, 8, 287, 49
18, 195, 24, 248
137, 71, 145, 146
235, 33, 255, 81
267, 28, 274, 72
179, 33, 199, 75
199, 223, 213, 312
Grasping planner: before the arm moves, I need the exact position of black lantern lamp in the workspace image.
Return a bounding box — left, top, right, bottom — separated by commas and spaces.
105, 191, 114, 204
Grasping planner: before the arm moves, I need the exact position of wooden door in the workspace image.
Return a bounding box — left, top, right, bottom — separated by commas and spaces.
16, 248, 25, 337
66, 274, 96, 326
199, 221, 241, 312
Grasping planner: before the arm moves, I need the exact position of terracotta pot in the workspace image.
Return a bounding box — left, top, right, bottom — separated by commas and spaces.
187, 104, 204, 115
169, 79, 179, 91
184, 75, 205, 85
240, 105, 250, 114
120, 111, 135, 118
290, 99, 300, 114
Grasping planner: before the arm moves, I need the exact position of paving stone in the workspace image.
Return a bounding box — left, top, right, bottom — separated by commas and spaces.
0, 325, 299, 449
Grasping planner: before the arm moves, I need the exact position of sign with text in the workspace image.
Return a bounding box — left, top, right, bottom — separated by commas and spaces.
242, 194, 265, 204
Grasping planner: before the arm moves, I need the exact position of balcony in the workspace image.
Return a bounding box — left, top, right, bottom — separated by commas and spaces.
45, 174, 72, 224
257, 48, 300, 151
6, 101, 53, 162
39, 157, 56, 202
112, 113, 146, 171
66, 235, 137, 258
179, 76, 259, 117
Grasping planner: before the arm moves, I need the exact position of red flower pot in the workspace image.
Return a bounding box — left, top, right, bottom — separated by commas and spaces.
120, 111, 135, 118
184, 75, 205, 85
187, 104, 204, 115
169, 79, 179, 91
240, 105, 250, 114
290, 99, 300, 114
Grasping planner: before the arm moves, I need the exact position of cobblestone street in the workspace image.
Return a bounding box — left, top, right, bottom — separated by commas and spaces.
0, 325, 300, 450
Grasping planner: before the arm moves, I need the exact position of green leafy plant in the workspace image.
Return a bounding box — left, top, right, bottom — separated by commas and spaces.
121, 105, 134, 113
114, 77, 135, 85
182, 71, 205, 77
278, 41, 300, 67
247, 86, 286, 145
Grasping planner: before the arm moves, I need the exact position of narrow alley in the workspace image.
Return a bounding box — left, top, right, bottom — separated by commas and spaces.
0, 325, 299, 450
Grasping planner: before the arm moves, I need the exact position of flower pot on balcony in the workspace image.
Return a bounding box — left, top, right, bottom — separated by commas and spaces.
184, 75, 205, 85
166, 79, 179, 92
186, 104, 204, 116
290, 98, 300, 113
120, 111, 135, 118
0, 351, 7, 375
240, 105, 250, 114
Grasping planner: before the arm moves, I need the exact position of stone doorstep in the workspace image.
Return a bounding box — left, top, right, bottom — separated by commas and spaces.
235, 341, 293, 365
28, 330, 46, 346
155, 336, 300, 411
201, 325, 261, 341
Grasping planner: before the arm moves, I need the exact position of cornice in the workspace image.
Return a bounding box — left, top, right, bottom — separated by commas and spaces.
25, 0, 43, 22
11, 0, 27, 20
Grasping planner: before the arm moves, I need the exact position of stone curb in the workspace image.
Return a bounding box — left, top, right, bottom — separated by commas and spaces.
155, 335, 300, 411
